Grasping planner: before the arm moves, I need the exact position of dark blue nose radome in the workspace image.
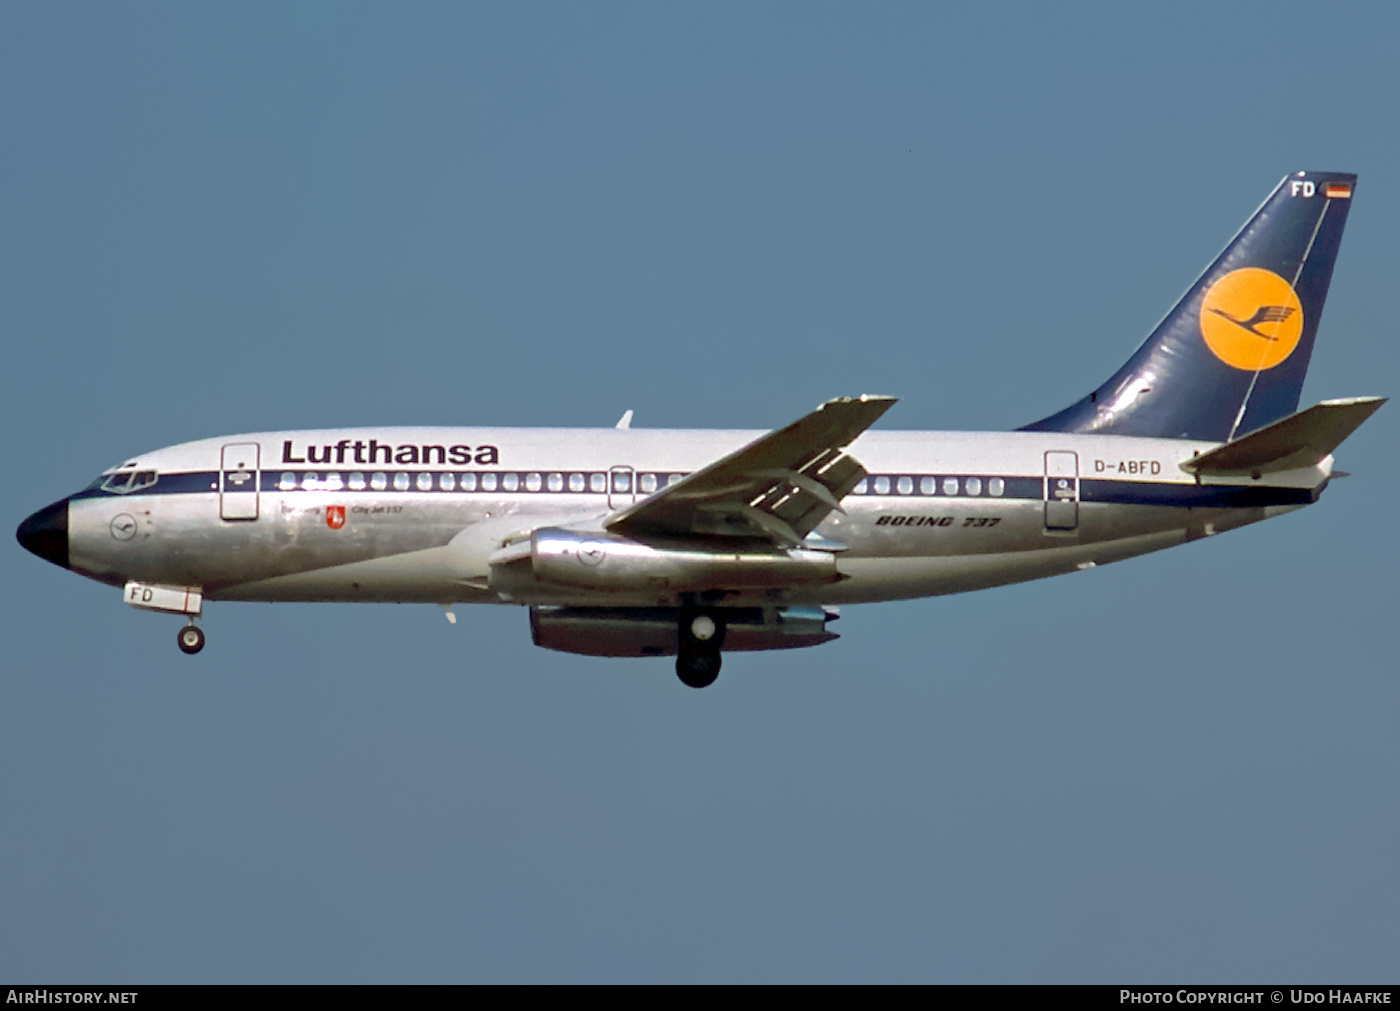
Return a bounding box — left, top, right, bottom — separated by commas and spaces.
17, 498, 70, 571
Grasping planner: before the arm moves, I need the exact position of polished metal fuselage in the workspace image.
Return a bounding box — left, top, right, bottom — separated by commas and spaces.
64, 425, 1327, 610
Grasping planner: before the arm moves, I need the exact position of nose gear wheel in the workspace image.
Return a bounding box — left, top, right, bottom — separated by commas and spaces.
178, 624, 205, 655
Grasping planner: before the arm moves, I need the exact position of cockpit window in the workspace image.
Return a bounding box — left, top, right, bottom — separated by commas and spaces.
99, 470, 158, 494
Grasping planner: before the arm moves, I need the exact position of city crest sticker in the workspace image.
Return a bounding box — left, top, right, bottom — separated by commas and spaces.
326, 505, 346, 530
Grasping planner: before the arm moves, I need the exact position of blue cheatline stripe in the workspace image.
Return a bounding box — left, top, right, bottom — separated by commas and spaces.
66, 470, 1321, 509
1081, 479, 1318, 508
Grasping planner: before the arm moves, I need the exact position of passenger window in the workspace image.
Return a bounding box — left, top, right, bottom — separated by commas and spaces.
349, 472, 366, 491
480, 473, 498, 492
548, 473, 564, 492
460, 472, 477, 492
371, 472, 387, 491
920, 476, 935, 495
897, 476, 913, 495
502, 473, 519, 492
989, 477, 1005, 497
589, 473, 606, 493
415, 472, 432, 491
302, 473, 319, 490
440, 473, 456, 491
526, 473, 542, 492
873, 476, 890, 495
279, 472, 297, 491
640, 473, 657, 494
568, 473, 585, 493
966, 477, 982, 496
394, 472, 410, 491
943, 477, 959, 496
613, 472, 631, 492
854, 478, 868, 494
324, 472, 344, 491
668, 474, 683, 486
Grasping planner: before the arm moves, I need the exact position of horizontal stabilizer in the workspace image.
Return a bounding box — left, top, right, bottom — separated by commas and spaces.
1180, 397, 1386, 477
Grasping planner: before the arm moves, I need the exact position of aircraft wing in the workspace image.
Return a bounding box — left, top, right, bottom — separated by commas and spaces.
605, 395, 897, 546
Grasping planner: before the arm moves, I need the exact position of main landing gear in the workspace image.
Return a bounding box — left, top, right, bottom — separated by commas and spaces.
676, 609, 724, 688
177, 621, 205, 655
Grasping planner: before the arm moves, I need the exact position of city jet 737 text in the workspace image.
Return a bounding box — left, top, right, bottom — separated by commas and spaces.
17, 171, 1384, 687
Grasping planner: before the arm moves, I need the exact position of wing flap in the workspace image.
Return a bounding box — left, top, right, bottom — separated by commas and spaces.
606, 395, 896, 545
1180, 397, 1386, 477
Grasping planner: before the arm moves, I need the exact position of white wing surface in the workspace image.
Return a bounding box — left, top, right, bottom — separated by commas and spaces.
605, 395, 897, 546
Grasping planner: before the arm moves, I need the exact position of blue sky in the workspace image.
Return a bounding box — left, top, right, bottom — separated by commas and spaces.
3, 2, 1397, 982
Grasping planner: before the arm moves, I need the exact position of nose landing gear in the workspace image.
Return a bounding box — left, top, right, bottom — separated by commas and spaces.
676, 608, 724, 688
122, 582, 207, 655
177, 622, 205, 655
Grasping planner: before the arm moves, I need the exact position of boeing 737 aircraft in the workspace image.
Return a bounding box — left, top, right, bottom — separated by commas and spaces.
16, 171, 1384, 687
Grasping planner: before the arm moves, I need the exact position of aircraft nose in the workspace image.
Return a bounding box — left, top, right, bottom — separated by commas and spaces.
16, 498, 70, 570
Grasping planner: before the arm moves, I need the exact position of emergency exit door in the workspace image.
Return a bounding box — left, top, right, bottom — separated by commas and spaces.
607, 466, 636, 510
220, 443, 260, 520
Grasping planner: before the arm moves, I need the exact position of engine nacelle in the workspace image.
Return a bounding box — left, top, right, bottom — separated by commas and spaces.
530, 605, 840, 657
490, 527, 839, 596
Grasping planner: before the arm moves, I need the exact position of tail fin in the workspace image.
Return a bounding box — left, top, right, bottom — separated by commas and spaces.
1021, 172, 1357, 442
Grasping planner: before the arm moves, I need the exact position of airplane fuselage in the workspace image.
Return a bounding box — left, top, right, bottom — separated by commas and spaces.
17, 172, 1373, 685
63, 425, 1326, 609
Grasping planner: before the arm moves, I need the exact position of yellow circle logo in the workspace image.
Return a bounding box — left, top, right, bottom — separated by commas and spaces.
1199, 268, 1303, 371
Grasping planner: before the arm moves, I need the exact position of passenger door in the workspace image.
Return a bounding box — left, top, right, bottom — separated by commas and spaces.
1043, 451, 1079, 531
220, 443, 260, 521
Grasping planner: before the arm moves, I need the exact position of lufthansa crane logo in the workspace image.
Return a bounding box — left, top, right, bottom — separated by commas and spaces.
1199, 268, 1304, 371
110, 513, 138, 541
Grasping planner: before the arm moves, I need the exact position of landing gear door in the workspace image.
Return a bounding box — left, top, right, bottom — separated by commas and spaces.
1043, 451, 1079, 531
608, 466, 635, 510
220, 443, 260, 521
